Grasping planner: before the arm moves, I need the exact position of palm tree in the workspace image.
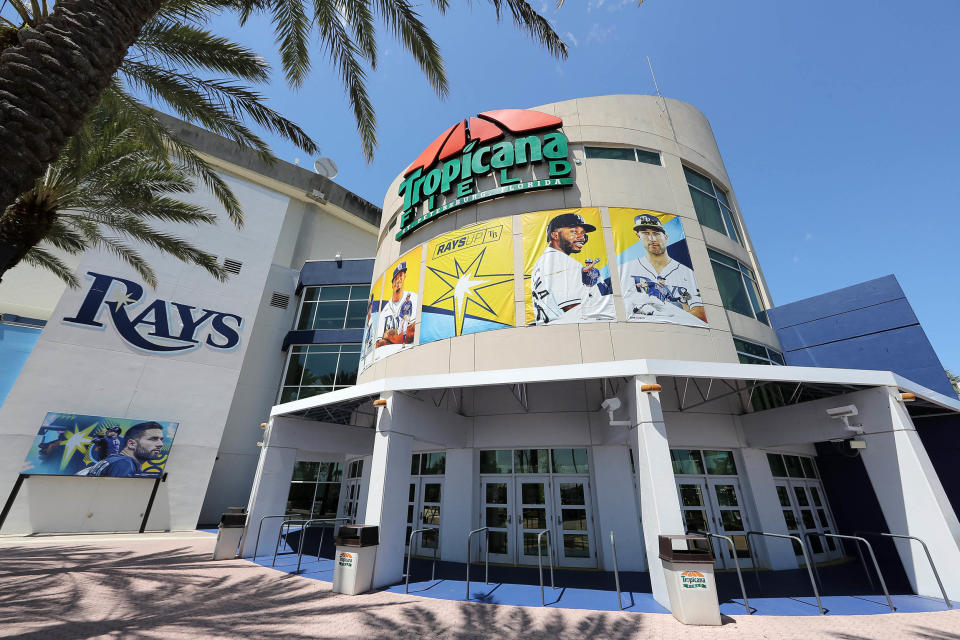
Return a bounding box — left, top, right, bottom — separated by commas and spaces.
0, 0, 567, 267
0, 0, 319, 283
947, 369, 960, 397
7, 97, 228, 288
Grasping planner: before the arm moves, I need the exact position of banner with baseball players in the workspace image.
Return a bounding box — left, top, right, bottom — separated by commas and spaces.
373, 248, 422, 360
22, 412, 178, 478
522, 208, 615, 325
420, 216, 515, 343
359, 271, 385, 370
611, 208, 708, 328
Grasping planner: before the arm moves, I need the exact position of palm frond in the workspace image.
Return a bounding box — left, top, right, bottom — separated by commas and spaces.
373, 0, 448, 98
21, 246, 80, 288
272, 0, 312, 87
488, 0, 568, 60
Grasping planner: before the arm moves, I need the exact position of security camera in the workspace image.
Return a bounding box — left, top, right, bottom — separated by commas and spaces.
601, 397, 622, 412
827, 404, 862, 434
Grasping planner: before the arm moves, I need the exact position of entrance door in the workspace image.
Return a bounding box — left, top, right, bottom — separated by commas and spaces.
553, 477, 596, 568
676, 478, 753, 569
340, 477, 362, 524
406, 478, 443, 557
481, 477, 515, 564
516, 476, 554, 566
776, 479, 842, 563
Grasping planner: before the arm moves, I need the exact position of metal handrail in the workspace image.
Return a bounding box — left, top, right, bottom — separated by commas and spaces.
803, 532, 893, 612
315, 517, 353, 561
856, 531, 953, 609
406, 527, 440, 593
746, 531, 823, 615
610, 530, 632, 611
465, 527, 489, 600
252, 514, 292, 560
536, 529, 556, 607
688, 530, 750, 614
295, 519, 339, 574
273, 518, 308, 566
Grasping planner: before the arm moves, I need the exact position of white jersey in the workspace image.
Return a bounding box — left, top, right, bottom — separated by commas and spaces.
531, 247, 615, 325
620, 255, 707, 328
374, 290, 418, 358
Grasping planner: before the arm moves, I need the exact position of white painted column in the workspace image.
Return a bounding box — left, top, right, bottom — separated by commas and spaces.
592, 445, 645, 571
737, 448, 799, 570
240, 421, 297, 558
630, 375, 686, 609
440, 448, 474, 562
859, 387, 960, 600
364, 392, 415, 589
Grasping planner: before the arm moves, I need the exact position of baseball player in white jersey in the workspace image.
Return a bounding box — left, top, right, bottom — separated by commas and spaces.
376, 261, 418, 356
620, 213, 708, 328
530, 212, 615, 325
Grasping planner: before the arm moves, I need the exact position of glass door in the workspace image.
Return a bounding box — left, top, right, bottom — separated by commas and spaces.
340, 477, 362, 523
706, 479, 754, 569
553, 477, 596, 568
516, 477, 554, 566
480, 478, 515, 564
406, 478, 443, 557
776, 480, 842, 563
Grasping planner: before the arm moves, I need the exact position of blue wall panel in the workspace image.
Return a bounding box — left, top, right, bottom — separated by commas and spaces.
0, 323, 42, 406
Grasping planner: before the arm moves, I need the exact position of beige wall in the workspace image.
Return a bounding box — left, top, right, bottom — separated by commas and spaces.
361, 94, 779, 382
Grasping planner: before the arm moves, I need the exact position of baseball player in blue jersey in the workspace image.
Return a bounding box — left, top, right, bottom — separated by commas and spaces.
530, 212, 614, 325
79, 422, 165, 477
620, 213, 708, 327
376, 261, 418, 352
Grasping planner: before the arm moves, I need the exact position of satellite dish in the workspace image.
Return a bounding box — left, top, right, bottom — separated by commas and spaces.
314, 157, 338, 179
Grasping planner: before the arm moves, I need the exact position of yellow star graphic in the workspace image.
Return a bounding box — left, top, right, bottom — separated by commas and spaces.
109, 290, 137, 308
60, 423, 98, 470
427, 248, 513, 337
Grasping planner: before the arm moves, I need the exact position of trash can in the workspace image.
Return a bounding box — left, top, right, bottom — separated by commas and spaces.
213, 509, 246, 560
658, 535, 721, 626
333, 525, 379, 595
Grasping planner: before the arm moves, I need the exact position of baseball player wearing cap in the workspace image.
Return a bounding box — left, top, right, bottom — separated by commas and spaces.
530, 212, 615, 325
620, 213, 708, 328
376, 261, 418, 354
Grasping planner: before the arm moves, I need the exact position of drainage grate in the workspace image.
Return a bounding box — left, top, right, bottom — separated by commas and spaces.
223, 258, 242, 275
270, 292, 290, 309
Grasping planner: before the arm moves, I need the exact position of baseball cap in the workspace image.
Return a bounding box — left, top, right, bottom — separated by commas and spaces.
633, 213, 665, 233
547, 212, 596, 236
392, 261, 407, 280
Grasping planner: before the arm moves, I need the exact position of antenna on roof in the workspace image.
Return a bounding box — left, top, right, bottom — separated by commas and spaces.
314, 157, 338, 179
647, 56, 680, 148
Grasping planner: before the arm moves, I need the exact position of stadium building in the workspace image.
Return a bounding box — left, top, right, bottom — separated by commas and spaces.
2, 94, 959, 613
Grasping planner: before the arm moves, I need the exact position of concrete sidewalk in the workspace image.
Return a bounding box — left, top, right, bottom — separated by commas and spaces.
0, 533, 958, 639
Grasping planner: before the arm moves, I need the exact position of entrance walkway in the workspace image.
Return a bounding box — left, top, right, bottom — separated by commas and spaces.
2, 532, 960, 639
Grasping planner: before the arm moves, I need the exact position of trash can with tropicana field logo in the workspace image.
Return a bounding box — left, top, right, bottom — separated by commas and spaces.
333, 525, 379, 595
658, 535, 721, 625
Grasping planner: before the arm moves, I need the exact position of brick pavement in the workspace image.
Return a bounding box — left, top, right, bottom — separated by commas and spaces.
0, 533, 958, 639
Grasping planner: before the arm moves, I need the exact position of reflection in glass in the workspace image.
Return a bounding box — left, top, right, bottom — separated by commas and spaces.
515, 449, 549, 473
559, 483, 585, 506
487, 507, 508, 528
286, 483, 315, 517
488, 531, 508, 554
714, 484, 738, 506
522, 508, 546, 529
422, 505, 440, 525
423, 483, 441, 503
683, 510, 707, 532
703, 450, 737, 475
521, 483, 545, 505
311, 483, 340, 519
524, 533, 549, 556
720, 510, 745, 532
679, 484, 703, 507
562, 509, 588, 530
485, 483, 508, 504
551, 448, 589, 474
420, 452, 446, 475
480, 450, 513, 474
422, 528, 438, 549
671, 449, 705, 475
784, 455, 805, 478
292, 461, 320, 482
563, 534, 590, 558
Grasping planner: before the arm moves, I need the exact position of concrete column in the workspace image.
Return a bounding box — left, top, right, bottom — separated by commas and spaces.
364, 392, 415, 589
440, 448, 475, 562
240, 421, 297, 558
737, 448, 799, 570
630, 375, 686, 609
593, 445, 645, 571
860, 387, 960, 600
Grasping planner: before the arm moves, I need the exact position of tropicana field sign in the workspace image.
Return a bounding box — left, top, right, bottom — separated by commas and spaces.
396, 109, 573, 240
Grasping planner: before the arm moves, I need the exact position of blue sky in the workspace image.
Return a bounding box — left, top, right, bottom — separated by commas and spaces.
212, 0, 960, 376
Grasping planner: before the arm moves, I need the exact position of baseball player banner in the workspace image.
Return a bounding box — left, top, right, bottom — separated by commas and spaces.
420, 216, 515, 343
611, 208, 708, 328
22, 412, 178, 478
374, 248, 422, 360
522, 208, 615, 325
358, 271, 385, 371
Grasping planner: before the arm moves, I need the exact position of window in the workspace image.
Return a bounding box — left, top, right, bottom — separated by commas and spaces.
734, 337, 784, 365
585, 145, 661, 166
672, 449, 738, 476
708, 249, 768, 325
347, 459, 364, 479
478, 448, 590, 474
286, 461, 343, 519
296, 285, 370, 331
767, 453, 819, 479
684, 167, 741, 243
278, 344, 362, 403
411, 451, 446, 476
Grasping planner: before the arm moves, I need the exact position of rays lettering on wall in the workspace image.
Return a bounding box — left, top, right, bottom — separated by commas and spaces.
63, 272, 243, 353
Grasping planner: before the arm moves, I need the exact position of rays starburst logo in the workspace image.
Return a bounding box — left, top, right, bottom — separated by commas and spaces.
427, 248, 513, 337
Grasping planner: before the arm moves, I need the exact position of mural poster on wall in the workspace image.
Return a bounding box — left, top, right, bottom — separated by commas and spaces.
359, 272, 385, 369
23, 412, 178, 478
611, 208, 708, 328
374, 248, 422, 360
420, 216, 515, 344
522, 208, 614, 325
